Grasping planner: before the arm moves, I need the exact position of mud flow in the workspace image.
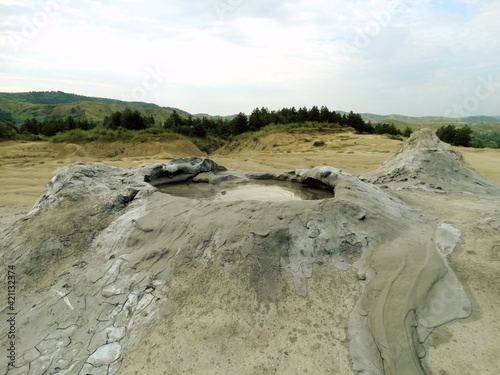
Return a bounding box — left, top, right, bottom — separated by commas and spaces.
158, 180, 334, 201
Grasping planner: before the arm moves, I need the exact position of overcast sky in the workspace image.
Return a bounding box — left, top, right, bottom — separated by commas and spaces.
1, 0, 499, 117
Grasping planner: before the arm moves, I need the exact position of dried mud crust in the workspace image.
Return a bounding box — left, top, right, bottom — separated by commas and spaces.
2, 129, 498, 374
362, 128, 500, 195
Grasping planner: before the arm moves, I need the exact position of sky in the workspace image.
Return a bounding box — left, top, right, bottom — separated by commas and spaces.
1, 0, 499, 117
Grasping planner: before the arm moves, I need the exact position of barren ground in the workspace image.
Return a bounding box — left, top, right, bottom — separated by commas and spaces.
1, 131, 499, 374
1, 132, 499, 209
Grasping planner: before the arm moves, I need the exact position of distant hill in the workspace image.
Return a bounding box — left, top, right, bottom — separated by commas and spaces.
1, 91, 499, 133
462, 115, 500, 123
360, 113, 456, 124
192, 113, 233, 120
358, 112, 500, 134
360, 113, 500, 124
0, 91, 191, 126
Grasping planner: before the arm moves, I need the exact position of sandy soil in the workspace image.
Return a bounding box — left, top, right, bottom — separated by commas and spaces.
1, 132, 499, 374
1, 132, 498, 209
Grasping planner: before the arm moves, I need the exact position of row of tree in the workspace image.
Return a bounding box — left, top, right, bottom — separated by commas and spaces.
19, 117, 97, 137
435, 125, 474, 147
165, 106, 372, 137
9, 108, 154, 137
103, 108, 155, 130
7, 107, 483, 148
3, 106, 406, 140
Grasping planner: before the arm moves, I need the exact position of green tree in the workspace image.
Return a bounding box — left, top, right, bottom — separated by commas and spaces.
65, 115, 77, 130
0, 109, 15, 123
319, 106, 330, 123
0, 122, 18, 140
214, 117, 231, 137
347, 111, 368, 133
308, 106, 320, 122
77, 118, 94, 131
164, 110, 183, 129
40, 118, 64, 136
436, 124, 472, 147
21, 118, 41, 134
329, 111, 343, 125
145, 115, 156, 127
373, 123, 400, 136
471, 138, 485, 148
436, 125, 457, 144
454, 125, 473, 147
230, 112, 248, 135
249, 108, 269, 131
191, 118, 206, 137
403, 126, 413, 137
122, 108, 147, 130
297, 107, 308, 123
104, 111, 123, 130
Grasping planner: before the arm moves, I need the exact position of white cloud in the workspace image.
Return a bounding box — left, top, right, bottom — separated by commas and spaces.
0, 0, 499, 116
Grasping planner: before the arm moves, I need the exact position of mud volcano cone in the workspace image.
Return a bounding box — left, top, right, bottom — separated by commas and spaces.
0, 157, 474, 375
363, 128, 500, 194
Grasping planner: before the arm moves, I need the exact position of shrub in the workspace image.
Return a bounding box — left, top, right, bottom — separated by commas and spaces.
403, 126, 413, 137
313, 140, 326, 147
0, 122, 18, 140
387, 134, 403, 141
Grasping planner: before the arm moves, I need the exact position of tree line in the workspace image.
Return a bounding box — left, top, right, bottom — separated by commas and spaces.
1, 105, 488, 149
0, 105, 406, 140
6, 106, 377, 139
435, 124, 475, 147
19, 116, 97, 136
164, 106, 404, 138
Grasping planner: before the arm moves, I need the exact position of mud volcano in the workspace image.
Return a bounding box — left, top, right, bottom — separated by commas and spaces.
2, 129, 494, 375
159, 180, 334, 201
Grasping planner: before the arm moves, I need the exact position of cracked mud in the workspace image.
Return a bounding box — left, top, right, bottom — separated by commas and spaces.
1, 130, 499, 374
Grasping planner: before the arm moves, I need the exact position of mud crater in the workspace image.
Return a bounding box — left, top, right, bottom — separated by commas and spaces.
158, 180, 334, 201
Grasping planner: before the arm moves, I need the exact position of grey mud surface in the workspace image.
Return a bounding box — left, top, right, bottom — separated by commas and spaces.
1, 129, 498, 374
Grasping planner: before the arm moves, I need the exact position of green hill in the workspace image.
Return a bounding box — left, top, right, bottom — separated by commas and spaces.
0, 91, 191, 126
1, 91, 499, 148
358, 113, 500, 134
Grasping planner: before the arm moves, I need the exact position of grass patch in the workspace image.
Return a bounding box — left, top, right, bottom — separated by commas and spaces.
234, 122, 345, 140
50, 127, 184, 143
387, 134, 404, 141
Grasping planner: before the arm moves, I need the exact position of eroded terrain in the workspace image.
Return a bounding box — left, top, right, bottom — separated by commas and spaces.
1, 130, 499, 374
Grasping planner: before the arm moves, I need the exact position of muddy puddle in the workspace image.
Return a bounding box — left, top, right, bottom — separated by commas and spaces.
158, 180, 334, 201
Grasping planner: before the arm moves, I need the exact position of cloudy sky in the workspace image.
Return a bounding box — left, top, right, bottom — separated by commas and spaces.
1, 0, 499, 117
